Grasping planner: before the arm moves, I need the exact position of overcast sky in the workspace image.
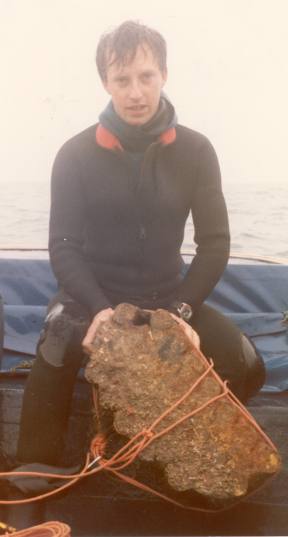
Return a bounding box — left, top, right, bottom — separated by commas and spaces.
1, 0, 288, 185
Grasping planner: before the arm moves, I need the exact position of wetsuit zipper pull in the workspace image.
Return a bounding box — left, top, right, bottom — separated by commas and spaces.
139, 225, 146, 240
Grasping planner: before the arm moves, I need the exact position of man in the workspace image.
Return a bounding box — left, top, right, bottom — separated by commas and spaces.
17, 20, 265, 467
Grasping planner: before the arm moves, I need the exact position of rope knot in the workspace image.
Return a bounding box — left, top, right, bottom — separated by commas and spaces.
222, 380, 230, 394
90, 433, 107, 458
142, 429, 154, 440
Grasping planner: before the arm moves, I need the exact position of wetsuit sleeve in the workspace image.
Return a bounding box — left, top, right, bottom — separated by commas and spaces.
48, 141, 112, 317
170, 138, 230, 313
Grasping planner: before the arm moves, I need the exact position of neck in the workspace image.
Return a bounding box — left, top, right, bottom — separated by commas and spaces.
99, 94, 177, 152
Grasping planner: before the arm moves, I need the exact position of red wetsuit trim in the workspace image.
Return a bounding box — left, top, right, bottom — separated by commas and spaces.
96, 124, 176, 150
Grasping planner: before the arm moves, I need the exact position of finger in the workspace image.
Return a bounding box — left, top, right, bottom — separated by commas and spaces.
82, 308, 114, 350
83, 321, 100, 345
169, 313, 200, 348
82, 341, 94, 355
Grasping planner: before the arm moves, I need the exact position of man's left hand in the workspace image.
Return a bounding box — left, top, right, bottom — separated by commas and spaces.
170, 313, 200, 349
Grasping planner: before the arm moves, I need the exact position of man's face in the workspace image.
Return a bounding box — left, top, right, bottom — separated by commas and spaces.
103, 45, 167, 126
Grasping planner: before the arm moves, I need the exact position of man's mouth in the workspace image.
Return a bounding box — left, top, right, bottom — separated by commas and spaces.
127, 105, 147, 113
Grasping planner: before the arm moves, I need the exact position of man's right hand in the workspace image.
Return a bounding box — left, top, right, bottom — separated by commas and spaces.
82, 307, 114, 353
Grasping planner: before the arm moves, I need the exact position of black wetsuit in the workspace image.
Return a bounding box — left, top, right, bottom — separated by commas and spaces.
17, 117, 265, 466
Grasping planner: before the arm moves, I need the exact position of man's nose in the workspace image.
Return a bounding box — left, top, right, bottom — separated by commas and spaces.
128, 80, 143, 99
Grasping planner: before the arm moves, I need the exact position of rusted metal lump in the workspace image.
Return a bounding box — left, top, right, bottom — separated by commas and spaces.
85, 303, 281, 510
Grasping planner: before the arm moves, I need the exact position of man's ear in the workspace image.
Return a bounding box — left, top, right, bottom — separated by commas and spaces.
102, 78, 111, 94
162, 68, 168, 86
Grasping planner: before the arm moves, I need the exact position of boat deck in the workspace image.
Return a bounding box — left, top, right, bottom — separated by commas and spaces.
0, 254, 287, 535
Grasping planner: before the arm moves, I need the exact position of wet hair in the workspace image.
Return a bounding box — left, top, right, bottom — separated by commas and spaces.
96, 20, 167, 81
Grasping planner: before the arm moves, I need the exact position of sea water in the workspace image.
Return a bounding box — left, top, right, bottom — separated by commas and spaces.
0, 179, 287, 261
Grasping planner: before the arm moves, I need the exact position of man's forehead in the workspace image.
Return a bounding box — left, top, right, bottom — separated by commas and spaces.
106, 44, 159, 74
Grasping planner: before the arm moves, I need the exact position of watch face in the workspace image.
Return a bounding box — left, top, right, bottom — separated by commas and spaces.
182, 306, 192, 321
178, 303, 192, 321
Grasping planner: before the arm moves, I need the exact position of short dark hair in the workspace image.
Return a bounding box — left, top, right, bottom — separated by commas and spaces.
96, 20, 167, 81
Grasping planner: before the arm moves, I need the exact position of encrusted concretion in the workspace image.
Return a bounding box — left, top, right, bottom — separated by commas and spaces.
85, 303, 281, 508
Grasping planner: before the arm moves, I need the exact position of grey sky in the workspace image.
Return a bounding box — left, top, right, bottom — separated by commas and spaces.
1, 0, 288, 185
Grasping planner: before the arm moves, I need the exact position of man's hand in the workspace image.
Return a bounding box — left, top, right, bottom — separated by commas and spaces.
170, 313, 200, 349
82, 307, 114, 353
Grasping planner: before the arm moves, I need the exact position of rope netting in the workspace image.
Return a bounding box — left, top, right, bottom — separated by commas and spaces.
0, 343, 280, 513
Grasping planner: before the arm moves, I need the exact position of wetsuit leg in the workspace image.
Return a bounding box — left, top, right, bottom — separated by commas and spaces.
240, 334, 266, 400
190, 304, 266, 402
0, 295, 3, 363
17, 292, 90, 465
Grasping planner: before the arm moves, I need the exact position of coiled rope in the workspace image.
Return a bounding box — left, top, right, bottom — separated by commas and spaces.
0, 521, 70, 536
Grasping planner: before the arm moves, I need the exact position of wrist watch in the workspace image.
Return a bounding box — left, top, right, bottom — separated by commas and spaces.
173, 301, 193, 322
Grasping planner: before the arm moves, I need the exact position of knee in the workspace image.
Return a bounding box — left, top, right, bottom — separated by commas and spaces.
207, 332, 265, 403
38, 303, 86, 369
241, 335, 266, 400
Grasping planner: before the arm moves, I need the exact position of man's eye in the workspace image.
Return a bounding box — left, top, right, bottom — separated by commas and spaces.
142, 73, 153, 81
117, 77, 128, 85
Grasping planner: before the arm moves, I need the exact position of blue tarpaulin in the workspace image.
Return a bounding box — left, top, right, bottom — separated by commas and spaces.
0, 257, 287, 392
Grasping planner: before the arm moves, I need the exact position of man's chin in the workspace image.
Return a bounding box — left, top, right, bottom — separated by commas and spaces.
123, 111, 153, 126
125, 118, 148, 126
127, 119, 148, 126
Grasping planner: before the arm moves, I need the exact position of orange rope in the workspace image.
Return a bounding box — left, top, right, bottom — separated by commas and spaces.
0, 344, 280, 511
1, 521, 70, 537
